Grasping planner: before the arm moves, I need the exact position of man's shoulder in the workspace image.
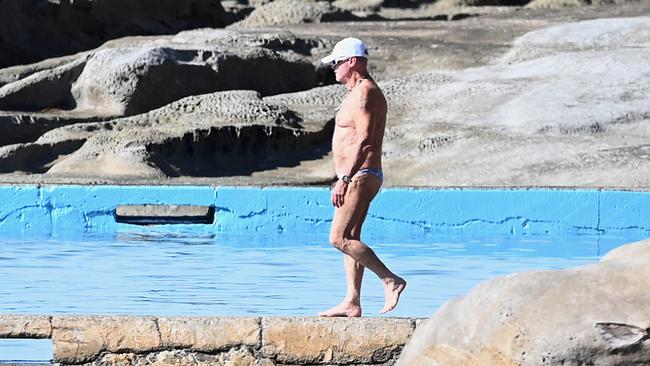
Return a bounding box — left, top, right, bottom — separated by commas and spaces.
358, 79, 386, 107
357, 79, 384, 98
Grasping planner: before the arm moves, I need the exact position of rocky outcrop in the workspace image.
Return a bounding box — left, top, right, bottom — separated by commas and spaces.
396, 239, 650, 366
0, 0, 231, 69
377, 15, 650, 187
0, 29, 323, 118
0, 315, 418, 365
1, 5, 649, 185
0, 55, 88, 112
230, 0, 362, 28
0, 29, 337, 180
1, 88, 335, 178
526, 0, 637, 8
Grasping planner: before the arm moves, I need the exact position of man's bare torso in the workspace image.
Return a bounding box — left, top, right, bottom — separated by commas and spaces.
332, 79, 387, 176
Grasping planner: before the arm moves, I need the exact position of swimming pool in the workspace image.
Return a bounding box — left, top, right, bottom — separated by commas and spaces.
1, 185, 649, 363
1, 230, 644, 318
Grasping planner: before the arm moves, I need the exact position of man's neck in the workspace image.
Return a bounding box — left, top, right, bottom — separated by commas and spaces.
344, 71, 370, 91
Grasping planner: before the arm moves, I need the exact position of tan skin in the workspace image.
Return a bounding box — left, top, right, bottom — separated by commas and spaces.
319, 56, 406, 317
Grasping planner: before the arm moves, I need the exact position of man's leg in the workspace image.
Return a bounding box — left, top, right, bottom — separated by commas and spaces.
340, 184, 372, 313
318, 190, 368, 317
321, 175, 406, 316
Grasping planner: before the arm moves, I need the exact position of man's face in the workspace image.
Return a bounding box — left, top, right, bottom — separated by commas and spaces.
331, 57, 351, 82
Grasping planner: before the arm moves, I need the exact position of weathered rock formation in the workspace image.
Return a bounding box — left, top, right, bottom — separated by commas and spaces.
0, 315, 419, 365
0, 29, 338, 180
377, 15, 650, 187
229, 0, 362, 28
0, 29, 324, 117
396, 238, 650, 365
29, 89, 335, 178
0, 2, 649, 186
0, 0, 231, 69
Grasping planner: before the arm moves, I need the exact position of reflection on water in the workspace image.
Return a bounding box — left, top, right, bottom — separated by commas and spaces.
0, 231, 645, 319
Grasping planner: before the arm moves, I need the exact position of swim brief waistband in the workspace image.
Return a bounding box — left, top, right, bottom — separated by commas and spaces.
353, 168, 383, 182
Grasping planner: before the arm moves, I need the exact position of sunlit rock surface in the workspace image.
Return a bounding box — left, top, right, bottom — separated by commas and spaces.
397, 239, 650, 366
0, 315, 418, 365
0, 2, 648, 187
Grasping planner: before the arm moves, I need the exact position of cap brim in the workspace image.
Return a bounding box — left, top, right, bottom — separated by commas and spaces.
321, 54, 335, 64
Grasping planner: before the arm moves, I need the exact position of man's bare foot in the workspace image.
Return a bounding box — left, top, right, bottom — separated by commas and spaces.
379, 276, 406, 314
318, 302, 362, 317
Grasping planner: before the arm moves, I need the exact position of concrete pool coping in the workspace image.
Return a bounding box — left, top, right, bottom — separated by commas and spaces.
0, 314, 423, 365
1, 185, 650, 235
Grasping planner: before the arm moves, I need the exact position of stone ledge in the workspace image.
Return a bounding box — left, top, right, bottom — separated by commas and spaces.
0, 314, 52, 338
0, 315, 421, 365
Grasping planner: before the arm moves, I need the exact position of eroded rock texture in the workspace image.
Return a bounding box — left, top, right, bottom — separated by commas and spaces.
0, 0, 231, 68
0, 2, 648, 186
396, 239, 650, 366
0, 30, 336, 181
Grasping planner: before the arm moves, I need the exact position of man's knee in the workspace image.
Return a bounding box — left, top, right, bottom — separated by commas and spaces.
329, 233, 348, 251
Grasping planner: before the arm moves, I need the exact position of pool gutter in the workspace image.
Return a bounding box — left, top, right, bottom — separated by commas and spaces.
1, 185, 650, 235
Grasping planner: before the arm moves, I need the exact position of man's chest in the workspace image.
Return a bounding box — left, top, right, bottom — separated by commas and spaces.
335, 102, 356, 129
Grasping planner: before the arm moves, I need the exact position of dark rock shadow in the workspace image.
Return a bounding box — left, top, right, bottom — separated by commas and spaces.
0, 114, 103, 147
146, 121, 334, 177
0, 0, 232, 68
0, 140, 86, 173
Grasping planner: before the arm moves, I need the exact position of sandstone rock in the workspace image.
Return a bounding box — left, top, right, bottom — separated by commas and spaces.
157, 317, 260, 352
333, 0, 385, 12
0, 28, 326, 173
498, 16, 650, 64
527, 0, 630, 8
601, 239, 650, 262
0, 52, 89, 89
0, 56, 88, 112
432, 0, 529, 7
0, 112, 103, 147
0, 0, 230, 68
230, 0, 360, 28
77, 349, 261, 366
29, 29, 320, 118
262, 317, 415, 364
0, 314, 52, 338
0, 139, 85, 174
30, 89, 333, 179
526, 0, 590, 7
396, 239, 650, 366
71, 39, 314, 117
377, 16, 650, 187
52, 315, 161, 364
2, 5, 650, 186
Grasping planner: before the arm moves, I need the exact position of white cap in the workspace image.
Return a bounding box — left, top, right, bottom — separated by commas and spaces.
320, 37, 369, 64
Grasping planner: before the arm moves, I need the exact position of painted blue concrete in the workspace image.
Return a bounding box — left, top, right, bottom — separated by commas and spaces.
0, 185, 648, 235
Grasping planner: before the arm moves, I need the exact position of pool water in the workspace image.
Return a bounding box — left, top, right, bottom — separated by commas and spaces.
1, 230, 645, 363
1, 230, 644, 318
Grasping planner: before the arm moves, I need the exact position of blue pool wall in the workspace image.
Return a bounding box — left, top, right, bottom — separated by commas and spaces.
1, 185, 649, 235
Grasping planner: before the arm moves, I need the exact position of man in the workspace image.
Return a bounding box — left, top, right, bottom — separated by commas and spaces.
319, 37, 406, 317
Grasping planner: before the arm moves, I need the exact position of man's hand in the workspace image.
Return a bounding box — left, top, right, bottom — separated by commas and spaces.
331, 180, 349, 207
